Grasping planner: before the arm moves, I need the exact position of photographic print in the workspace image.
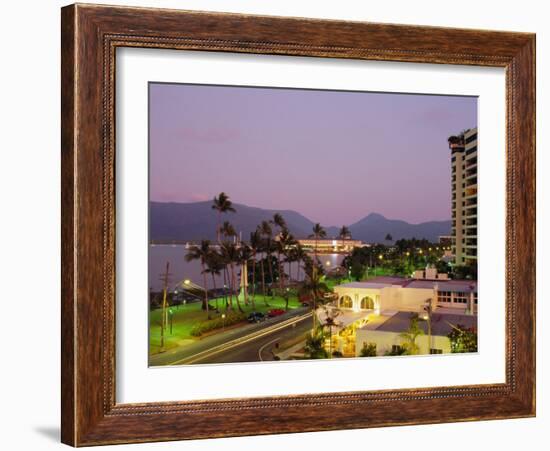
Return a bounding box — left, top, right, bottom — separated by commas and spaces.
148, 83, 478, 366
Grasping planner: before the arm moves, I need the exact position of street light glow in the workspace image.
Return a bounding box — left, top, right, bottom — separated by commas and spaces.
184, 279, 191, 285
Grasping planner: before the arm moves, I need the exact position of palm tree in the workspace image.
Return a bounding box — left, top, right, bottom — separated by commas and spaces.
272, 213, 287, 231
259, 220, 275, 298
184, 240, 212, 319
399, 314, 425, 355
221, 221, 236, 240
272, 214, 288, 295
285, 247, 297, 285
204, 250, 224, 312
293, 244, 308, 282
219, 221, 237, 300
238, 244, 253, 307
277, 228, 297, 293
249, 230, 262, 308
339, 224, 350, 245
319, 306, 342, 358
220, 241, 243, 312
310, 223, 327, 262
211, 192, 236, 243
301, 257, 328, 331
254, 227, 269, 306
304, 331, 328, 359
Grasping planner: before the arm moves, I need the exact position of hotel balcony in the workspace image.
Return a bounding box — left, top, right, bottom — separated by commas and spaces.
466, 177, 477, 187
465, 157, 477, 168
464, 187, 477, 198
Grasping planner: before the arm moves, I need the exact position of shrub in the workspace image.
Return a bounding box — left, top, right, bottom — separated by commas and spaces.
359, 342, 377, 357
190, 312, 247, 337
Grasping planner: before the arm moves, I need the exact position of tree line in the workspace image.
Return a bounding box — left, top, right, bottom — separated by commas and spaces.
184, 192, 349, 321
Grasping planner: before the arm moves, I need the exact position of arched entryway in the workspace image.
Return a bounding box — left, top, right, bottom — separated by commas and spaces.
360, 296, 375, 310
340, 295, 353, 309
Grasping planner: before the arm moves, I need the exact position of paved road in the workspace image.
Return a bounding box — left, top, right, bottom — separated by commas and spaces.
149, 307, 310, 366
194, 314, 312, 364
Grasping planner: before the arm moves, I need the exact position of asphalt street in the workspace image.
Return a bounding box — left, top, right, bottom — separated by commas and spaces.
149, 307, 311, 366
194, 314, 312, 364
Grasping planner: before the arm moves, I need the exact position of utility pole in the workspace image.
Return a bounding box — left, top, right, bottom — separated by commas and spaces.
159, 262, 171, 352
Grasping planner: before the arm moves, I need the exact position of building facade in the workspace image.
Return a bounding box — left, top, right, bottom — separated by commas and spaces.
333, 277, 477, 316
449, 127, 478, 266
297, 238, 364, 253
327, 277, 478, 356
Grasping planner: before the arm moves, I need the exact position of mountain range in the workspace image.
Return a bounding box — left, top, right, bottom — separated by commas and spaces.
150, 201, 451, 243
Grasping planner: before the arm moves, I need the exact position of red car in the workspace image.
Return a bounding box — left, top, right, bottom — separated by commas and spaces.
267, 308, 285, 317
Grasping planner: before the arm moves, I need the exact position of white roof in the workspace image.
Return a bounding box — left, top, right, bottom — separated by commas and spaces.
334, 282, 393, 290
316, 308, 370, 329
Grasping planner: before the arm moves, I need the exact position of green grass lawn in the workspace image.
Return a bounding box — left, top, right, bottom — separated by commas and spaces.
149, 294, 302, 355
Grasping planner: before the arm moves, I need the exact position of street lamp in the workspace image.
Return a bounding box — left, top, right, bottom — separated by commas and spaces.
221, 313, 226, 332
423, 298, 433, 354
168, 308, 174, 334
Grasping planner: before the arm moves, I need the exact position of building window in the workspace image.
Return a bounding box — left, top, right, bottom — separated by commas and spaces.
465, 133, 478, 144
339, 295, 353, 309
453, 292, 468, 304
391, 345, 404, 354
360, 297, 375, 310
430, 349, 443, 354
437, 291, 452, 303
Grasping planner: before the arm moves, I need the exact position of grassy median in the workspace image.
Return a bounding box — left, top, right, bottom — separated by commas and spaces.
149, 295, 302, 354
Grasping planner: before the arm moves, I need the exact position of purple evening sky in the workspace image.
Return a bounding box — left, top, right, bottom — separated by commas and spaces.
149, 83, 477, 226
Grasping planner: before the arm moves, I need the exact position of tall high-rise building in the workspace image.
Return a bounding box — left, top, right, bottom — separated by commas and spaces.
448, 128, 477, 266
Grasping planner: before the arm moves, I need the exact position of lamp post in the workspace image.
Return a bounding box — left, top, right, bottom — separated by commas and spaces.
423, 298, 433, 354
168, 308, 174, 334
221, 313, 226, 332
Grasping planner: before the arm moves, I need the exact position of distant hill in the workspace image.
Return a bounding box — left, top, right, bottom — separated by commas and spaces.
150, 201, 314, 242
150, 201, 451, 243
348, 212, 451, 243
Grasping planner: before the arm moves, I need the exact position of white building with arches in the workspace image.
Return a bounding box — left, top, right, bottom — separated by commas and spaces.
333, 277, 477, 316
324, 276, 478, 356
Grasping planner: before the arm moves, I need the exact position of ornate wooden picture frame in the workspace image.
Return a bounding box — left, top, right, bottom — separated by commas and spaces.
61, 3, 535, 446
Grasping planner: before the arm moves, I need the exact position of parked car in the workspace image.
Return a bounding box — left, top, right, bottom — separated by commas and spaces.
267, 308, 285, 317
247, 312, 266, 323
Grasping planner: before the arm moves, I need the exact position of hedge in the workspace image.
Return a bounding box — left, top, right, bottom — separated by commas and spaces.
190, 312, 248, 337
